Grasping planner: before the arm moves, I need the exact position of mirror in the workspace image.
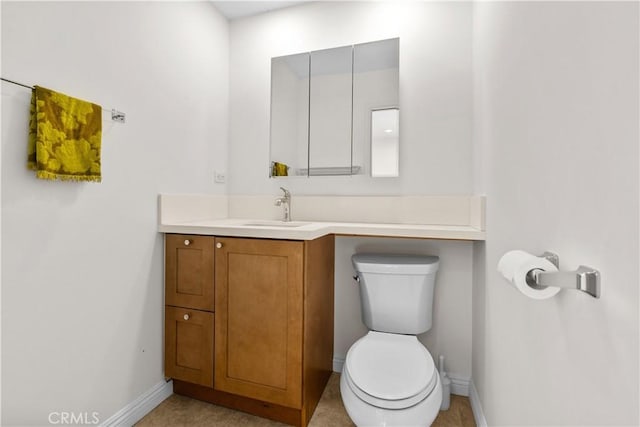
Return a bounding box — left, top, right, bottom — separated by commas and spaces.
270, 38, 399, 177
309, 45, 353, 176
353, 38, 399, 177
269, 52, 309, 177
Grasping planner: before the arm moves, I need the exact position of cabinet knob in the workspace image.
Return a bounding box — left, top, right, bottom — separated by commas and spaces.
183, 313, 190, 321
184, 239, 191, 246
216, 242, 223, 249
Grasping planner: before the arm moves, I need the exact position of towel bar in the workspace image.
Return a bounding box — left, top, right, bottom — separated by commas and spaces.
1, 77, 126, 123
525, 252, 600, 298
111, 109, 125, 123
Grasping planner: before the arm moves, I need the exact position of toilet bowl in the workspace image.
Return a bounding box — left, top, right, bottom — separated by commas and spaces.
340, 332, 442, 427
341, 253, 442, 427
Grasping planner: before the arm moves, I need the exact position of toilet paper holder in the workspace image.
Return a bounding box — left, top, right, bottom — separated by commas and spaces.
525, 252, 600, 299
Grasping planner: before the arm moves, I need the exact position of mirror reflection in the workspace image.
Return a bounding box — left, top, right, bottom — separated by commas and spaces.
270, 38, 399, 177
353, 38, 399, 177
270, 52, 309, 177
371, 108, 399, 177
309, 46, 353, 175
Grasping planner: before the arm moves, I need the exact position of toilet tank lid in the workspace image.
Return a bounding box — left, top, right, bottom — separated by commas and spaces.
352, 253, 439, 274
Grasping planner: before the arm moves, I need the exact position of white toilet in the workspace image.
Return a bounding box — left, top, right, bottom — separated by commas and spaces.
340, 253, 442, 427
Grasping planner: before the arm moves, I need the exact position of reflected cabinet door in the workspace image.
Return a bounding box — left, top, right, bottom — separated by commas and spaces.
309, 45, 353, 175
270, 53, 309, 177
353, 38, 400, 177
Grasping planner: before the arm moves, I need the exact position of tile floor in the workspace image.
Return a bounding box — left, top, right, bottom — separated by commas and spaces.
136, 373, 476, 427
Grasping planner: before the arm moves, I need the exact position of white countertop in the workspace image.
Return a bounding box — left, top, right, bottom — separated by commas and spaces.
159, 218, 486, 241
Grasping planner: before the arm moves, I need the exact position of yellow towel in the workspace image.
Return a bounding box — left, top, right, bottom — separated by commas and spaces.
28, 86, 102, 182
271, 161, 289, 177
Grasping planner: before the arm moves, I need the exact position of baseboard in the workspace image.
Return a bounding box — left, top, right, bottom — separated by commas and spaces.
469, 380, 488, 427
448, 374, 470, 397
101, 380, 173, 427
333, 357, 345, 373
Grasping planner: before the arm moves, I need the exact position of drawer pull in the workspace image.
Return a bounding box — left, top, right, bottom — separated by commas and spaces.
216, 242, 223, 249
183, 314, 190, 321
184, 239, 191, 246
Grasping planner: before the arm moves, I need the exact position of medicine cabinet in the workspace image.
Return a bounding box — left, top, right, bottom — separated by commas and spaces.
269, 38, 399, 177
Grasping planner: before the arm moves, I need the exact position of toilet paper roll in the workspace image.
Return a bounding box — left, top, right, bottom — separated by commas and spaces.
497, 250, 561, 300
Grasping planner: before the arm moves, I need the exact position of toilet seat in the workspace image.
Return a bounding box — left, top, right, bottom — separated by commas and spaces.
344, 332, 438, 410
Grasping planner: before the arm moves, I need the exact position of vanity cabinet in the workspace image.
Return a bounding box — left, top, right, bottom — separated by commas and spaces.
165, 233, 335, 427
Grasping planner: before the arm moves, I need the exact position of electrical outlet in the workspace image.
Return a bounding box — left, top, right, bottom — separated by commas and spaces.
214, 171, 226, 183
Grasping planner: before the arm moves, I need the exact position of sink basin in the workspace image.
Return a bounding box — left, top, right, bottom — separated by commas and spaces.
242, 220, 311, 228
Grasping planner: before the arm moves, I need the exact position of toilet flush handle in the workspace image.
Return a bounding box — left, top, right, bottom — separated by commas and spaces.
352, 275, 360, 283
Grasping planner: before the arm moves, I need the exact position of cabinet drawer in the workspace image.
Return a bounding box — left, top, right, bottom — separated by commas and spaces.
165, 306, 214, 387
165, 234, 214, 311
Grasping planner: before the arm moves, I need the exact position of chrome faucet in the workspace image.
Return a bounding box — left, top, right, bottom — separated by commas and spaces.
274, 187, 291, 222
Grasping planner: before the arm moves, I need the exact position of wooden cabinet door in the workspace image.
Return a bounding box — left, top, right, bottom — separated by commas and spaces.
165, 234, 214, 311
214, 237, 304, 409
165, 306, 214, 387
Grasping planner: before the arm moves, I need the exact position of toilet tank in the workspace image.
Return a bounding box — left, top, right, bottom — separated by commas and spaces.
352, 253, 440, 335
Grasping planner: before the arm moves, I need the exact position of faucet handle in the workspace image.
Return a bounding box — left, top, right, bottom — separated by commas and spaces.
279, 187, 291, 198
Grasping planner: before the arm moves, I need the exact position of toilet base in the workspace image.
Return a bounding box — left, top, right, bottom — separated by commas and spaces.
340, 364, 442, 427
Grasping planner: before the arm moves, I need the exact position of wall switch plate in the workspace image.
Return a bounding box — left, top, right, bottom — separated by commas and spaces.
214, 171, 226, 183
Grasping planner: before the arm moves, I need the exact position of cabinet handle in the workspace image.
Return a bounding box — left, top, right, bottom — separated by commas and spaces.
184, 239, 191, 246
183, 313, 190, 321
216, 242, 223, 249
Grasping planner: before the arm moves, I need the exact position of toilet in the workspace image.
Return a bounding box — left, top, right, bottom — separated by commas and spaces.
340, 253, 442, 427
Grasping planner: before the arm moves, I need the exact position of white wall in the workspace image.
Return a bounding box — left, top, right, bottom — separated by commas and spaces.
228, 1, 473, 195
473, 2, 639, 425
1, 2, 228, 425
